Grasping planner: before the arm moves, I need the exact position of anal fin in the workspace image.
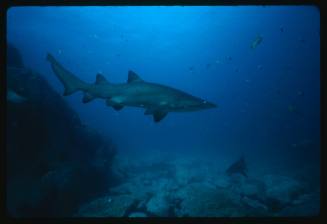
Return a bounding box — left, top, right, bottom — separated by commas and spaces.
82, 92, 95, 103
153, 111, 168, 122
241, 170, 248, 177
113, 104, 124, 111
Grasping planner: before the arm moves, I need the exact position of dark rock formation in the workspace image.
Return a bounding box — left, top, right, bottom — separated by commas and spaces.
6, 44, 119, 217
7, 44, 24, 68
226, 155, 248, 177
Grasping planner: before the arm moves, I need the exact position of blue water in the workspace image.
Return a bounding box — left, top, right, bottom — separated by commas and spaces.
7, 6, 320, 217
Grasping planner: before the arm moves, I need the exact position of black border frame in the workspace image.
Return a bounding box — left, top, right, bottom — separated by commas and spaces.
1, 0, 325, 224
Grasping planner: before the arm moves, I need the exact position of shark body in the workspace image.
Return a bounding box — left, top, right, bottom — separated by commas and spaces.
47, 53, 216, 122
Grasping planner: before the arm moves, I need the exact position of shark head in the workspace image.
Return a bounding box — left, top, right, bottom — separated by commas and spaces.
190, 99, 217, 111
198, 100, 217, 110
174, 95, 217, 112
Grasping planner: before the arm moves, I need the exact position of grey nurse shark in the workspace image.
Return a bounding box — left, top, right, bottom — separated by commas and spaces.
46, 53, 216, 122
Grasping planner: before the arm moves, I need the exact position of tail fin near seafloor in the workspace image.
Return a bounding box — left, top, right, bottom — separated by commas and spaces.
46, 53, 88, 96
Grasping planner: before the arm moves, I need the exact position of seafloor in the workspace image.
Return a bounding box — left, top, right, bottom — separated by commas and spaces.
75, 151, 320, 217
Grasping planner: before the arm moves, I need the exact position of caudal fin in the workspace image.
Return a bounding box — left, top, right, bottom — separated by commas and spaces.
46, 53, 88, 96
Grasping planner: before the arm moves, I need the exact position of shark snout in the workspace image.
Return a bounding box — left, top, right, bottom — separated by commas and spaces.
202, 100, 217, 109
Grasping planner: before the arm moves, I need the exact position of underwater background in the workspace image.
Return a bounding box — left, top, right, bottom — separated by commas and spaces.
6, 6, 320, 217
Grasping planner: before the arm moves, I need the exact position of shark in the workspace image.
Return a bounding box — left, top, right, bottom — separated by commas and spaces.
46, 53, 216, 122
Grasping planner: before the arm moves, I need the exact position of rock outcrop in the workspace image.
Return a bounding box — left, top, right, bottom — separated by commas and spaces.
75, 155, 319, 217
6, 44, 119, 217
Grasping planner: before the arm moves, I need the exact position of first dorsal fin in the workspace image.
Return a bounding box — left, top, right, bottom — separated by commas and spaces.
95, 73, 109, 85
128, 70, 144, 83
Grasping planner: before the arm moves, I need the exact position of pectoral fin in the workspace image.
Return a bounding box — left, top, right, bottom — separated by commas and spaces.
153, 111, 168, 122
144, 107, 155, 115
106, 99, 124, 111
82, 92, 95, 103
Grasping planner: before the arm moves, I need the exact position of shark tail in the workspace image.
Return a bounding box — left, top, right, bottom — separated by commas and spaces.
47, 53, 89, 96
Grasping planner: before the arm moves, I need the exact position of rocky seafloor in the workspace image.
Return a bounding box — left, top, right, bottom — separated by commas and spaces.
75, 153, 320, 217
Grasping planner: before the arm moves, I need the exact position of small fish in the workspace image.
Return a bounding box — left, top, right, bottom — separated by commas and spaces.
288, 104, 296, 112
298, 37, 305, 43
288, 104, 302, 116
251, 35, 263, 49
215, 59, 221, 64
291, 139, 312, 149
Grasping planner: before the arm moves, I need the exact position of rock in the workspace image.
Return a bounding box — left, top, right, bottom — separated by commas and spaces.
7, 43, 24, 68
128, 212, 147, 217
239, 196, 270, 217
263, 175, 304, 211
173, 161, 209, 187
109, 183, 133, 195
173, 182, 272, 217
174, 183, 244, 217
6, 45, 118, 217
243, 182, 261, 196
41, 167, 73, 191
242, 196, 268, 211
146, 192, 170, 216
277, 192, 320, 216
76, 195, 135, 217
110, 177, 177, 217
234, 177, 266, 201
110, 178, 156, 201
210, 174, 230, 188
